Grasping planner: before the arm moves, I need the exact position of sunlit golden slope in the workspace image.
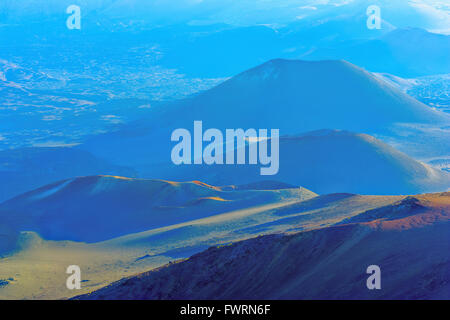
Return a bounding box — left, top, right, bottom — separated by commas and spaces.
0, 177, 403, 300
0, 175, 316, 243
74, 193, 450, 300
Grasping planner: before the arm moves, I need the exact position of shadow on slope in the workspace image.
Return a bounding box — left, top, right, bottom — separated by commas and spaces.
0, 175, 316, 243
159, 130, 450, 195
75, 192, 450, 300
0, 147, 135, 203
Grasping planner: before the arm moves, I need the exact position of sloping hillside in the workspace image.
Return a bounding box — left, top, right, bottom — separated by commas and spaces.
0, 182, 401, 299
81, 59, 449, 171
157, 130, 450, 195
75, 192, 450, 300
305, 28, 450, 77
0, 175, 316, 243
0, 147, 136, 203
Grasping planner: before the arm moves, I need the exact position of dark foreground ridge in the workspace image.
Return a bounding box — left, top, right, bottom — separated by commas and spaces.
74, 192, 450, 300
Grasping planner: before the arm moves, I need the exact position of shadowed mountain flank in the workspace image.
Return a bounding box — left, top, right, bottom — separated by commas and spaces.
0, 175, 316, 243
81, 59, 449, 172
159, 130, 450, 195
0, 147, 135, 203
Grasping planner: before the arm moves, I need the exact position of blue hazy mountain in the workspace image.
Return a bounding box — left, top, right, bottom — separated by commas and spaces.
0, 147, 135, 203
304, 28, 450, 77
162, 25, 449, 78
81, 59, 449, 180
0, 0, 449, 301
157, 130, 450, 195
74, 192, 450, 300
1, 1, 448, 79
288, 0, 450, 35
167, 59, 446, 131
2, 0, 448, 31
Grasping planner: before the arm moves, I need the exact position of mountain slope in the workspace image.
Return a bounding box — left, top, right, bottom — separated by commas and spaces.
287, 0, 450, 42
0, 147, 135, 203
0, 175, 316, 243
81, 59, 449, 172
155, 130, 450, 195
1, 183, 403, 299
305, 28, 450, 78
183, 59, 445, 130
75, 192, 450, 300
162, 58, 446, 132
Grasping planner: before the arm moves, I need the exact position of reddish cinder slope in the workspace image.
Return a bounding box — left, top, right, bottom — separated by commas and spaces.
74, 192, 450, 300
342, 192, 450, 230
